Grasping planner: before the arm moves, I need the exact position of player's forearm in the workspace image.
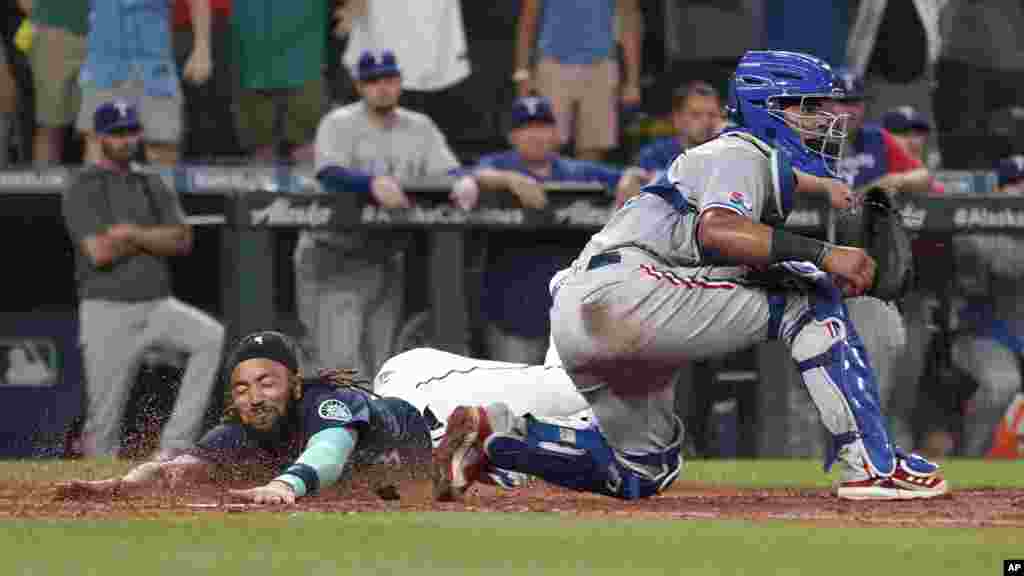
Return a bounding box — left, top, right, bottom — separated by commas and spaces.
515, 0, 539, 72
893, 169, 932, 196
471, 168, 514, 191
275, 427, 358, 498
188, 0, 212, 55
698, 209, 773, 266
132, 225, 193, 257
699, 209, 830, 267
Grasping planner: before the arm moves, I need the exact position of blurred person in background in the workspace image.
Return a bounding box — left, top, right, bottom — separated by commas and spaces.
633, 80, 723, 174
461, 95, 646, 364
515, 0, 642, 162
62, 100, 224, 459
296, 50, 470, 380
77, 0, 212, 166
932, 1, 1024, 169
881, 105, 945, 195
881, 106, 934, 169
17, 0, 89, 165
845, 0, 941, 160
938, 156, 1024, 457
233, 0, 340, 164
832, 70, 932, 197
172, 0, 238, 161
0, 42, 13, 167
341, 0, 475, 156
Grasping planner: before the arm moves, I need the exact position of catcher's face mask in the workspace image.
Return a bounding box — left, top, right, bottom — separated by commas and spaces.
229, 358, 302, 431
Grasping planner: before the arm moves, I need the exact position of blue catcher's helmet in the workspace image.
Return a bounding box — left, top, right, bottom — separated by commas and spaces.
727, 50, 848, 178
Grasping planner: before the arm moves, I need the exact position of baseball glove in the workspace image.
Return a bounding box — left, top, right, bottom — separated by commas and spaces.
861, 187, 913, 301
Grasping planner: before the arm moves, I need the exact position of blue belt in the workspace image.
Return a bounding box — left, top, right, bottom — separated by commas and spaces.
586, 251, 621, 270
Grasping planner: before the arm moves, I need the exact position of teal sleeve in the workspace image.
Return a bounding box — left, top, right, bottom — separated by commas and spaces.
274, 427, 358, 497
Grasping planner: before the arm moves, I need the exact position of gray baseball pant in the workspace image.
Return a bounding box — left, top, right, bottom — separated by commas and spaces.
79, 297, 225, 457
294, 247, 404, 381
550, 249, 879, 469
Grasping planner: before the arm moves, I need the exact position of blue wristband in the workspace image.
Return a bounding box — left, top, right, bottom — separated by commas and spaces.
277, 463, 319, 495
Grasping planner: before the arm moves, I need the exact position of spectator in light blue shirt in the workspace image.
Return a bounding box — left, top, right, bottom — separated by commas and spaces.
514, 0, 642, 162
76, 0, 212, 166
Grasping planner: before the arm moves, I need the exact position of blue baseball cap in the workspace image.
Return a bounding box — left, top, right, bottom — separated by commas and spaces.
510, 96, 556, 129
882, 106, 931, 133
833, 67, 866, 101
94, 99, 142, 135
997, 155, 1024, 187
357, 50, 400, 81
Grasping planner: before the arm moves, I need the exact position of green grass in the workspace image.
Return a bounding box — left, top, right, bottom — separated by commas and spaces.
2, 458, 1022, 575
3, 513, 1020, 576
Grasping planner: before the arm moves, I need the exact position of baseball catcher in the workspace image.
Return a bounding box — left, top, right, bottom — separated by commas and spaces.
57, 330, 431, 504
432, 50, 948, 502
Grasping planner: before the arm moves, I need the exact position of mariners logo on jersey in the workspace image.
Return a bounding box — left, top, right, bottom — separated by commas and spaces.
318, 399, 353, 423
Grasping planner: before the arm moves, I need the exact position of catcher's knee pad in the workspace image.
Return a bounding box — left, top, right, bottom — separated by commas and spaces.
789, 294, 895, 476
483, 414, 683, 500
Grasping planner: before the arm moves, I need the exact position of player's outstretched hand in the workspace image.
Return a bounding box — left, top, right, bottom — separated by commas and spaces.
55, 477, 123, 500
228, 481, 297, 505
821, 246, 876, 297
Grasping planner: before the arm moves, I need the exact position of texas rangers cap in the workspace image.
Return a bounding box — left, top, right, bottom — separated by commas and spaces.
94, 99, 142, 135
882, 106, 931, 133
510, 96, 556, 129
357, 50, 400, 81
225, 330, 300, 378
997, 155, 1024, 187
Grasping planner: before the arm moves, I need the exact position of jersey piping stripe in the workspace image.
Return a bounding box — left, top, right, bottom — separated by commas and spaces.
638, 263, 737, 290
413, 364, 566, 389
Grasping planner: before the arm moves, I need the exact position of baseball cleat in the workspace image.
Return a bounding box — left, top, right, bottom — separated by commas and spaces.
432, 406, 493, 502
836, 449, 948, 500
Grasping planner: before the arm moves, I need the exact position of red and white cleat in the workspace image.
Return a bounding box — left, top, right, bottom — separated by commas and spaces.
836, 449, 948, 500
432, 406, 493, 502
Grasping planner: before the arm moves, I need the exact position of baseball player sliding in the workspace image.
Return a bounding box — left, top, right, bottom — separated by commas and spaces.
55, 331, 588, 503
58, 331, 433, 505
433, 50, 949, 502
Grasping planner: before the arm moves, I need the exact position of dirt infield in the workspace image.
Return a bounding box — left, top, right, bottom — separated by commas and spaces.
3, 472, 1023, 527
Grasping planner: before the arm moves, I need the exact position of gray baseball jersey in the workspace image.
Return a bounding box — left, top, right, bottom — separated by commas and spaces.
294, 102, 459, 376
572, 133, 775, 269
549, 132, 863, 473
303, 101, 459, 261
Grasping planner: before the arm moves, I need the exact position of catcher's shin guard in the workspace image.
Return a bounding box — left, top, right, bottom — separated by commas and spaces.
483, 414, 683, 500
784, 276, 895, 477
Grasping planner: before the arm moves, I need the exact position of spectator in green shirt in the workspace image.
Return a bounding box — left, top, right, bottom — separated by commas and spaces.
233, 0, 341, 164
